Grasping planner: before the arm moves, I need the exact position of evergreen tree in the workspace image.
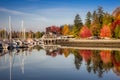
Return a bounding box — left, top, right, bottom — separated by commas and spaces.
91, 11, 99, 36
73, 14, 83, 37
91, 7, 105, 36
74, 14, 83, 27
97, 6, 104, 28
85, 11, 92, 28
92, 11, 98, 23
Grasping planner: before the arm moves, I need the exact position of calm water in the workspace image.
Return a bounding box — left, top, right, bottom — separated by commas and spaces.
0, 46, 120, 80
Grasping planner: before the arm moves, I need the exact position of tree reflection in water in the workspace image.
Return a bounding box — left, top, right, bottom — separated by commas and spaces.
73, 49, 82, 70
44, 46, 120, 78
0, 46, 120, 78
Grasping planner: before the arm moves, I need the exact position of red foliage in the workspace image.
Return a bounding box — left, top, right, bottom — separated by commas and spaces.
46, 26, 60, 34
110, 20, 120, 32
100, 50, 111, 64
100, 25, 111, 38
79, 50, 92, 62
79, 26, 92, 38
112, 54, 120, 67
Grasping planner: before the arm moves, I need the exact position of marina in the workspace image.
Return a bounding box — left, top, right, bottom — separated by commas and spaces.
0, 0, 120, 80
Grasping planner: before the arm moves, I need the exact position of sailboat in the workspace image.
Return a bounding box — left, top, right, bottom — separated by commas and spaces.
7, 16, 14, 50
16, 20, 28, 48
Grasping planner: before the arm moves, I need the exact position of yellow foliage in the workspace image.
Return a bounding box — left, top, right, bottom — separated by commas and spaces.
63, 48, 70, 58
62, 24, 70, 35
117, 14, 120, 20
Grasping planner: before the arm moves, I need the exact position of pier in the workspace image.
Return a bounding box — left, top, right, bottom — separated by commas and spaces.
40, 33, 120, 48
57, 39, 120, 48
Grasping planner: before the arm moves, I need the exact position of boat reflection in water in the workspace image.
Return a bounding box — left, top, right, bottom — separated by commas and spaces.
0, 45, 120, 80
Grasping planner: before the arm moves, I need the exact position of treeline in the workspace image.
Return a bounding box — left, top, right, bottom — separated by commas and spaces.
0, 6, 120, 39
61, 6, 120, 39
46, 48, 120, 77
0, 30, 44, 39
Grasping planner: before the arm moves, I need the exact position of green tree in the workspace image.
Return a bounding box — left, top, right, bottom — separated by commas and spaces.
103, 12, 114, 25
92, 11, 97, 22
0, 29, 8, 39
97, 6, 104, 27
91, 11, 100, 36
85, 11, 92, 28
35, 31, 42, 38
114, 25, 120, 38
74, 14, 83, 27
72, 14, 83, 37
72, 49, 82, 70
91, 7, 105, 36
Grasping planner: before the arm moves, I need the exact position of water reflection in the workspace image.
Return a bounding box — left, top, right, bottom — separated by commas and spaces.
0, 45, 120, 80
42, 46, 120, 78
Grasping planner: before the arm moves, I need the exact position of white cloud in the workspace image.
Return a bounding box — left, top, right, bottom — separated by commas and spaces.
0, 7, 87, 31
0, 7, 50, 21
0, 7, 26, 15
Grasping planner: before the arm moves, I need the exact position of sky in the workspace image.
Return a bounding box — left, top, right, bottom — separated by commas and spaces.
0, 0, 119, 32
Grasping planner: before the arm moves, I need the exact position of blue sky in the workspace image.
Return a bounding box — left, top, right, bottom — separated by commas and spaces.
0, 0, 119, 31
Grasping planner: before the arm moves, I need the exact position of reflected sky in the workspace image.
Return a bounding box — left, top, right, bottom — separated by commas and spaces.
0, 47, 120, 80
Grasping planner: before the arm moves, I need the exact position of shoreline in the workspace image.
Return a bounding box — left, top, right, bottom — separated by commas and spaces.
56, 39, 120, 48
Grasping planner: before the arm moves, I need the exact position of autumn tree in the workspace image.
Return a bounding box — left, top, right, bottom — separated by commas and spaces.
46, 26, 60, 34
79, 26, 92, 38
62, 48, 70, 58
62, 24, 70, 35
110, 20, 120, 37
79, 50, 92, 62
100, 50, 111, 64
117, 14, 120, 20
102, 12, 114, 25
100, 25, 111, 38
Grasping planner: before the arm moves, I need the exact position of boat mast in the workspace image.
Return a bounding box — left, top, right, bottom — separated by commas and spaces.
9, 16, 12, 42
21, 20, 23, 39
21, 20, 25, 40
24, 28, 25, 40
4, 27, 6, 40
9, 52, 12, 80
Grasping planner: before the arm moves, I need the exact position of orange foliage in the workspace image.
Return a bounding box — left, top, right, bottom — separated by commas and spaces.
62, 48, 70, 58
110, 20, 120, 32
79, 50, 92, 62
100, 50, 111, 64
62, 24, 70, 35
112, 54, 120, 67
112, 54, 120, 75
117, 14, 120, 20
100, 25, 111, 38
79, 26, 92, 38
